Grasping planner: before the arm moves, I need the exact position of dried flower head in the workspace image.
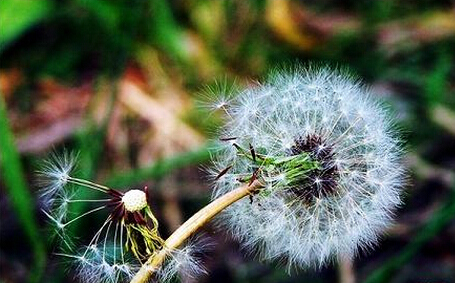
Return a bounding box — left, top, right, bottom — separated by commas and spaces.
210, 66, 405, 269
38, 152, 165, 282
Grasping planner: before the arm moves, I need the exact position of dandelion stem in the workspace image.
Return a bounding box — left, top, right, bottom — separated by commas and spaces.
130, 180, 262, 283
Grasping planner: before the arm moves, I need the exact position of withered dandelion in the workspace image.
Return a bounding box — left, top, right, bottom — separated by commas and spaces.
38, 152, 164, 282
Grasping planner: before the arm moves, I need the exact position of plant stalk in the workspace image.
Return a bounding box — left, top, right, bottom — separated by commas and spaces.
130, 180, 262, 283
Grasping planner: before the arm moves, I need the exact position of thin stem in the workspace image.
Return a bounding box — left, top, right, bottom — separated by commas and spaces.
53, 253, 87, 261
67, 199, 111, 203
103, 221, 113, 261
82, 218, 111, 258
67, 176, 110, 193
63, 205, 106, 227
130, 180, 262, 283
120, 220, 125, 263
113, 222, 119, 265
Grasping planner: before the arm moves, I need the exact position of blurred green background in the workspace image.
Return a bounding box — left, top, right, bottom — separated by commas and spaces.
1, 0, 454, 282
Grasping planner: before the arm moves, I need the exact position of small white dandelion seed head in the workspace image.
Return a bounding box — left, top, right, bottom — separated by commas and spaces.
37, 150, 166, 283
121, 189, 147, 212
211, 66, 405, 269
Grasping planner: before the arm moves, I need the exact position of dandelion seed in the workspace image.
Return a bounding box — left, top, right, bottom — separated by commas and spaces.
210, 66, 405, 269
197, 79, 238, 116
156, 236, 212, 283
37, 150, 78, 206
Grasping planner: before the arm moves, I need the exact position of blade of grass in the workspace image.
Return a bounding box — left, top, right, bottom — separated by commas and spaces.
0, 0, 53, 52
0, 95, 46, 282
364, 188, 455, 283
105, 143, 213, 188
68, 79, 117, 229
149, 0, 189, 63
39, 80, 117, 283
424, 49, 451, 107
64, 122, 107, 234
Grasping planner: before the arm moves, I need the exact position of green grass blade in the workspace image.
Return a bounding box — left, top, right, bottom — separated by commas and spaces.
0, 96, 46, 282
0, 0, 53, 52
149, 0, 189, 63
106, 143, 213, 188
364, 189, 455, 283
67, 83, 117, 231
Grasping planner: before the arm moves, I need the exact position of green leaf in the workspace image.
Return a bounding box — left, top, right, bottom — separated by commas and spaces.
0, 95, 46, 282
0, 0, 53, 52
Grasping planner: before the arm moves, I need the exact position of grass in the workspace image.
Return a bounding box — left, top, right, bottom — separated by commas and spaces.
0, 95, 46, 283
105, 143, 213, 188
0, 0, 53, 51
364, 189, 455, 283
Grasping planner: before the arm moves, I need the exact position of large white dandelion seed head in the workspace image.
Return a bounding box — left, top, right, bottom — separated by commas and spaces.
210, 66, 405, 269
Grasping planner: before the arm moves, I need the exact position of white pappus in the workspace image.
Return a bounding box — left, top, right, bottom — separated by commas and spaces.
209, 66, 405, 269
155, 236, 213, 283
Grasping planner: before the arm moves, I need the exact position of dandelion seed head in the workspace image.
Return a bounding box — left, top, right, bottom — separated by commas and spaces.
211, 66, 405, 269
122, 189, 147, 212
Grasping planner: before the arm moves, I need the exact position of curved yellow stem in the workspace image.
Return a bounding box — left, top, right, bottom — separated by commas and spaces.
130, 180, 261, 283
